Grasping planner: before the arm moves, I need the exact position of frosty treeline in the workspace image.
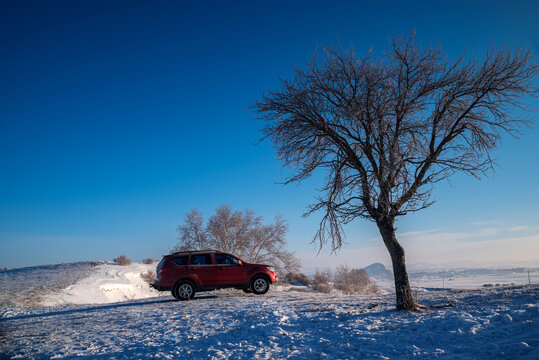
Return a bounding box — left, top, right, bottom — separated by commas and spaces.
173, 205, 300, 274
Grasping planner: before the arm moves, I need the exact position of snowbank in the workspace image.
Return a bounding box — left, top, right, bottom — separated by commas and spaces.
0, 262, 101, 307
40, 262, 165, 306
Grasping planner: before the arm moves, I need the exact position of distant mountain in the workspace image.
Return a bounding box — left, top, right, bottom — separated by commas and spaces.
363, 263, 393, 279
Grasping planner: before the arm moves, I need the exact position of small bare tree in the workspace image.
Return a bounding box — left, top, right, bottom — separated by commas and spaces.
312, 268, 332, 293
253, 33, 537, 310
175, 209, 208, 251
334, 265, 380, 295
206, 205, 255, 255
245, 214, 293, 269
174, 205, 301, 274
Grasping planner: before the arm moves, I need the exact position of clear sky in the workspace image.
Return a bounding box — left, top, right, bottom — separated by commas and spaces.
1, 0, 538, 270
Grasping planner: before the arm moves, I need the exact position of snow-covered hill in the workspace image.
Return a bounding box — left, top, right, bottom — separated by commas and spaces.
0, 262, 165, 308
0, 262, 102, 307
363, 262, 393, 279
41, 262, 166, 306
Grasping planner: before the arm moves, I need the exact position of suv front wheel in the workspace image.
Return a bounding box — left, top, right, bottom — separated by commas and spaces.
174, 281, 196, 301
250, 276, 270, 295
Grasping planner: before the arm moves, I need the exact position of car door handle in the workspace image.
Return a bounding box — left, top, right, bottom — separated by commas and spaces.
220, 267, 227, 270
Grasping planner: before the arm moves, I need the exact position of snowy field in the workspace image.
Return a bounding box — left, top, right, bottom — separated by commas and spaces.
376, 268, 539, 293
1, 263, 538, 359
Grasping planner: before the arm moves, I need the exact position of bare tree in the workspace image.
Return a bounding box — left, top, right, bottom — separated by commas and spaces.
252, 33, 537, 310
174, 205, 301, 274
174, 209, 208, 252
206, 206, 244, 254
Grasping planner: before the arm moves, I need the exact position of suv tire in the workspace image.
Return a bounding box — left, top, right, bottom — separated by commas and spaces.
174, 281, 196, 301
250, 275, 270, 295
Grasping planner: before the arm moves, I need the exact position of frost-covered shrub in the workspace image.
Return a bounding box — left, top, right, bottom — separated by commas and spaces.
312, 269, 332, 293
283, 272, 311, 286
141, 270, 156, 284
113, 255, 131, 266
333, 265, 380, 295
142, 258, 154, 264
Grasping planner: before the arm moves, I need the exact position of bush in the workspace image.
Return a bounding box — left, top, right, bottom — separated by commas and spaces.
142, 258, 154, 264
283, 272, 311, 286
312, 269, 332, 293
141, 270, 156, 284
113, 255, 131, 266
333, 265, 380, 295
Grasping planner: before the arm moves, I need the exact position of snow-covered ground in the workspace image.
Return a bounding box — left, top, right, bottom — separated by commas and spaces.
1, 263, 538, 359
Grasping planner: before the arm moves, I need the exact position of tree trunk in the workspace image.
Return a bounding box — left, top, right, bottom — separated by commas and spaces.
377, 220, 417, 311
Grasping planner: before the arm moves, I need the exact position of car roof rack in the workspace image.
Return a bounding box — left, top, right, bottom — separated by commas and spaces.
169, 249, 221, 255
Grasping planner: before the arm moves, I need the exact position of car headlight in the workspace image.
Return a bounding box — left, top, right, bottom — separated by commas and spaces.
267, 266, 276, 272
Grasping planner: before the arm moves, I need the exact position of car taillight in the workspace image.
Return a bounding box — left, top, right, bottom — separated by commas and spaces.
157, 268, 167, 280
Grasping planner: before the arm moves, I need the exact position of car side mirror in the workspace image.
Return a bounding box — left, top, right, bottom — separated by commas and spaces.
238, 260, 243, 266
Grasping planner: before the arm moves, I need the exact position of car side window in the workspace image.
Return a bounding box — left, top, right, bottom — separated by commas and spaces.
215, 254, 239, 265
190, 254, 212, 265
172, 256, 188, 266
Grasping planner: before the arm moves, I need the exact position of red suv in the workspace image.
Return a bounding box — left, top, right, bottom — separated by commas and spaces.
152, 250, 278, 300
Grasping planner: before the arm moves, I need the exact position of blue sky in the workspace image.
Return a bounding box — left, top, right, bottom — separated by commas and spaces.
1, 0, 538, 269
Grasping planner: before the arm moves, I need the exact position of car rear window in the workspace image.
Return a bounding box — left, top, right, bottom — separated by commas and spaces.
156, 257, 166, 271
190, 254, 212, 265
172, 256, 188, 266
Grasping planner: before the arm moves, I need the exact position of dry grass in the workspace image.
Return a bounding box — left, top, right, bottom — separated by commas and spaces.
113, 255, 131, 266
283, 272, 311, 286
312, 269, 332, 293
141, 270, 156, 284
142, 258, 154, 264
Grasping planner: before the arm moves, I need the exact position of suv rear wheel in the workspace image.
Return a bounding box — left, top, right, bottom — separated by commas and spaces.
174, 281, 196, 301
250, 276, 270, 295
